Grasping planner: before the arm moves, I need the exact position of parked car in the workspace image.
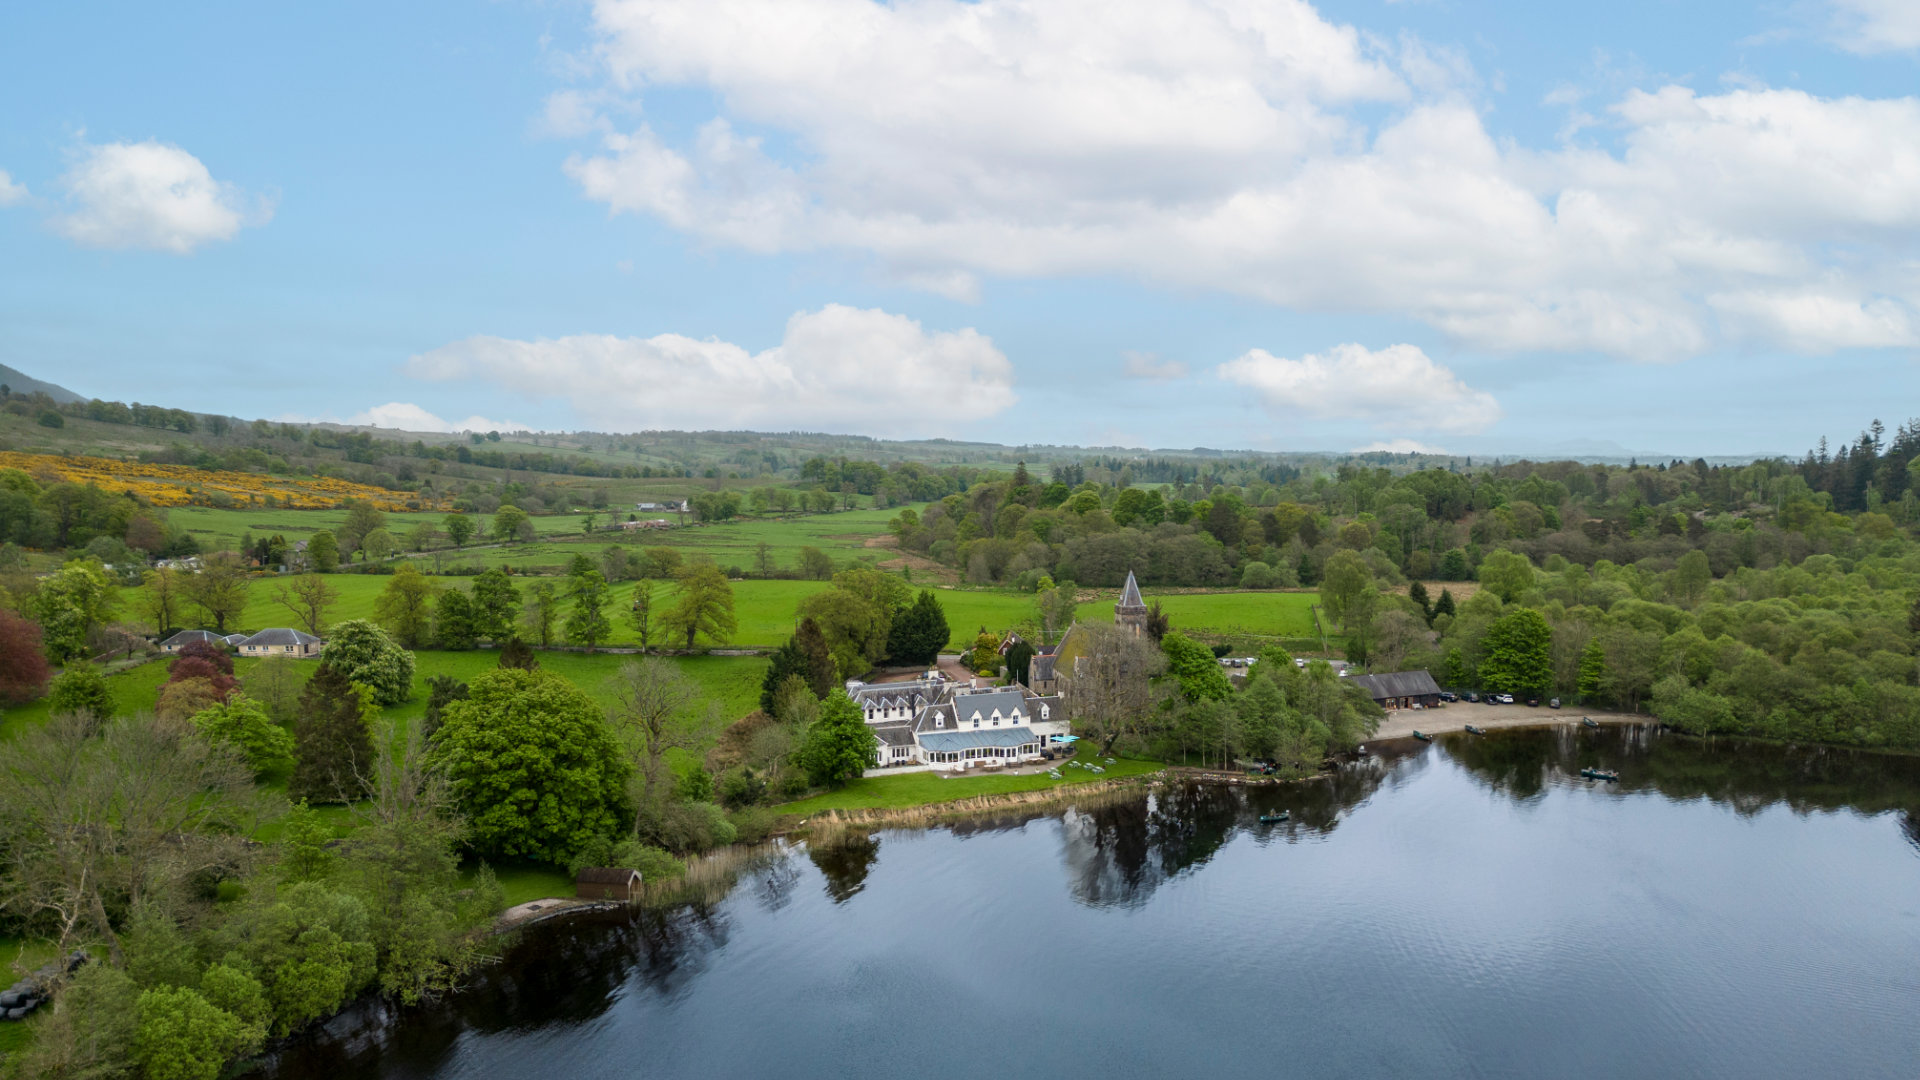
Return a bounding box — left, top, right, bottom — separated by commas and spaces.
1526, 697, 1540, 707
1549, 698, 1562, 709
1493, 693, 1515, 705
1464, 692, 1480, 703
1439, 691, 1459, 703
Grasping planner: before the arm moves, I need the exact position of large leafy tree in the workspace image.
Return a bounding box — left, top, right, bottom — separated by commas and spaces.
0, 608, 51, 704
189, 693, 295, 777
182, 553, 248, 634
1476, 549, 1536, 604
319, 620, 414, 705
1161, 630, 1232, 703
433, 589, 479, 650
468, 567, 520, 643
33, 558, 119, 661
661, 563, 737, 649
429, 668, 630, 861
373, 564, 438, 647
796, 690, 876, 788
565, 568, 612, 650
442, 512, 476, 549
1479, 608, 1554, 696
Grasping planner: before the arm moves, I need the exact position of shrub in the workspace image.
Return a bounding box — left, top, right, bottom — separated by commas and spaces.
48, 663, 115, 722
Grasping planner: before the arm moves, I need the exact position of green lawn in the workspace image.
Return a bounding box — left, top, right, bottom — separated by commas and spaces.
775, 755, 1164, 815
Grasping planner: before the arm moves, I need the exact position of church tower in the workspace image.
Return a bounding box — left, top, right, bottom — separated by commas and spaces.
1115, 570, 1147, 637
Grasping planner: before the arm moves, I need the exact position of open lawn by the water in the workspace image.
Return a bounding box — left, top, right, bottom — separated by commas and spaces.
774, 756, 1164, 815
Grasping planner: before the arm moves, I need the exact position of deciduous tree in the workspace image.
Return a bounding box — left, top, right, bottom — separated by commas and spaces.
0, 608, 51, 704
565, 569, 612, 650
272, 572, 338, 637
373, 564, 437, 647
662, 563, 737, 649
318, 620, 414, 705
796, 689, 876, 788
429, 668, 630, 862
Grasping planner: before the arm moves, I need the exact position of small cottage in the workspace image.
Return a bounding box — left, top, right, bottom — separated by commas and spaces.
576, 867, 643, 902
236, 628, 323, 658
157, 629, 229, 654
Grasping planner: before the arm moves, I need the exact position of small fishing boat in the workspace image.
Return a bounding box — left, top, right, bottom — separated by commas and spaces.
1412, 730, 1434, 742
1582, 717, 1600, 729
1259, 811, 1291, 823
1464, 724, 1486, 735
1579, 767, 1620, 782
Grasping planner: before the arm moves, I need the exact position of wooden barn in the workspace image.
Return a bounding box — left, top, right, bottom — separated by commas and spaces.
575, 867, 643, 902
1347, 670, 1443, 710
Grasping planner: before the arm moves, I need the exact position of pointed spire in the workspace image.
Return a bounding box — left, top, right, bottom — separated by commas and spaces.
1117, 570, 1145, 612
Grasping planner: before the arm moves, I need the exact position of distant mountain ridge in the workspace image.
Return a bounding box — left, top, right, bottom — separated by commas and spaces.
0, 364, 82, 404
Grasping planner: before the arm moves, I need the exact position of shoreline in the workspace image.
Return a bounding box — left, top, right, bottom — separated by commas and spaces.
1371, 702, 1646, 741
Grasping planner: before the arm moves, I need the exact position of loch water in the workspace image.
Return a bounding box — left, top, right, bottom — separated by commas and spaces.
263, 726, 1920, 1080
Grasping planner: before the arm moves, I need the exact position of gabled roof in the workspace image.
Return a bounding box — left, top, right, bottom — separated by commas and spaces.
914, 703, 956, 733
949, 688, 1027, 726
158, 629, 226, 648
1347, 670, 1442, 700
872, 720, 917, 747
239, 628, 321, 648
1029, 653, 1057, 682
919, 728, 1043, 752
1116, 570, 1146, 612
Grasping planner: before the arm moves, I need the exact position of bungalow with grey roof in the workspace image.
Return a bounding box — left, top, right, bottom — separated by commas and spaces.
236, 628, 323, 658
158, 629, 229, 654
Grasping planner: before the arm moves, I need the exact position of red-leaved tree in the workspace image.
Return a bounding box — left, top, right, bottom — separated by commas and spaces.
0, 609, 52, 705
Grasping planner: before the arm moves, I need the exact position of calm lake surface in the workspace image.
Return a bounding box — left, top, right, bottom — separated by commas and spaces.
265, 727, 1920, 1079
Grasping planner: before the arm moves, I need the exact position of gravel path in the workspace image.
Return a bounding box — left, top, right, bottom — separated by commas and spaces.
1371, 701, 1646, 740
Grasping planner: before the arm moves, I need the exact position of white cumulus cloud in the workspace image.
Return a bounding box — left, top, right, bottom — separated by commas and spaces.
1218, 343, 1501, 434
284, 403, 528, 434
1351, 438, 1449, 455
559, 0, 1920, 359
407, 304, 1016, 437
0, 170, 26, 206
56, 140, 270, 253
1829, 0, 1920, 53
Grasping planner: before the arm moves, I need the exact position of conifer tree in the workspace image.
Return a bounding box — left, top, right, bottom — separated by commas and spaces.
290, 662, 375, 804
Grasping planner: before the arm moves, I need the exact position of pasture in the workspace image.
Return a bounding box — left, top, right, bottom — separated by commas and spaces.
142, 570, 1322, 655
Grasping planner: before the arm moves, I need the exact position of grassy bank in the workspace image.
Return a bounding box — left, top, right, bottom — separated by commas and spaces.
775, 756, 1164, 815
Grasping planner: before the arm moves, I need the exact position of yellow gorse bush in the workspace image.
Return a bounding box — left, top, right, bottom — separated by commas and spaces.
0, 452, 438, 511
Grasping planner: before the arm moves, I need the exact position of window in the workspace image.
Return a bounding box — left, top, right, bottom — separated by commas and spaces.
1040, 704, 1050, 720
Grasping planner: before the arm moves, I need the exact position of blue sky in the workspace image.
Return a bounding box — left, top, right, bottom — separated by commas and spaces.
1, 0, 1915, 458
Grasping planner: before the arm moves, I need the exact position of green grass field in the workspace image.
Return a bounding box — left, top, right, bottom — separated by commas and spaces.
143, 569, 1319, 656
775, 755, 1164, 814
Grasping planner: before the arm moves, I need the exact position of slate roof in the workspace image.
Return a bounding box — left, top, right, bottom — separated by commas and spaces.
872, 721, 917, 747
1346, 670, 1442, 700
918, 728, 1044, 752
948, 688, 1029, 727
1028, 694, 1064, 721
238, 628, 322, 648
1028, 653, 1057, 683
914, 703, 957, 734
1116, 570, 1146, 612
159, 629, 227, 648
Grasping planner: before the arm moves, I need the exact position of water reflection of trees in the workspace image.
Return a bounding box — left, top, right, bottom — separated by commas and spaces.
260, 894, 747, 1080
1444, 725, 1920, 818
1058, 757, 1403, 908
808, 832, 881, 902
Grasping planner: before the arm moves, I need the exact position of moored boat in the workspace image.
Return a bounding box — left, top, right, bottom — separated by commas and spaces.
1259, 811, 1291, 823
1465, 724, 1486, 735
1579, 767, 1620, 782
1582, 717, 1600, 729
1412, 730, 1434, 742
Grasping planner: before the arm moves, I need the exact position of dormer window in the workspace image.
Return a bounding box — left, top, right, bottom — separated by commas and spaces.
1040, 704, 1050, 720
